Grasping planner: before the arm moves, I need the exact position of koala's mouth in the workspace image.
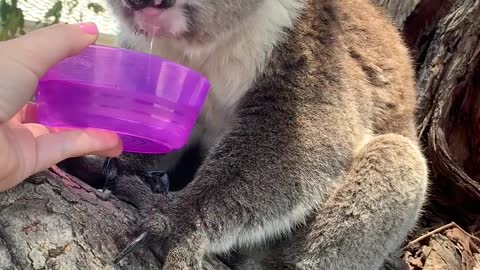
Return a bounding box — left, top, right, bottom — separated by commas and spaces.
125, 3, 188, 38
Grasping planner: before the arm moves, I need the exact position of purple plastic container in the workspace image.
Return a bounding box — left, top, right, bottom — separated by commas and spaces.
35, 45, 210, 154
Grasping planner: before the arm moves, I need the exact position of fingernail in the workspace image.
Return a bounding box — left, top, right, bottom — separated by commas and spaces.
78, 22, 98, 35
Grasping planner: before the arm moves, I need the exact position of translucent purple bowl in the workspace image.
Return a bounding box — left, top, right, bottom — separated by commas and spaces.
35, 45, 210, 154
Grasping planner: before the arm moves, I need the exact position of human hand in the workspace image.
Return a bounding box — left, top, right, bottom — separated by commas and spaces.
0, 23, 122, 191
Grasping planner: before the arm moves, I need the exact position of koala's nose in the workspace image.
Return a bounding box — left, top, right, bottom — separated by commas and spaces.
127, 0, 175, 10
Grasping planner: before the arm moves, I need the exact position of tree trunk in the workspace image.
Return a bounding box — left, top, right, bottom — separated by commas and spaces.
382, 0, 480, 268
0, 168, 163, 269
1, 1, 479, 269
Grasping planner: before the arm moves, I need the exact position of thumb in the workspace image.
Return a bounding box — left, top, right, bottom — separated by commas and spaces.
0, 23, 98, 122
1, 22, 98, 78
33, 129, 122, 174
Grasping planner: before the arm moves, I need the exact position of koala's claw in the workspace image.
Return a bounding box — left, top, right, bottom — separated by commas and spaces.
113, 232, 150, 265
115, 209, 174, 264
102, 157, 120, 191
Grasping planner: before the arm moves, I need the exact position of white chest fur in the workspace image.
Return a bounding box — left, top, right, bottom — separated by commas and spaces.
122, 0, 304, 150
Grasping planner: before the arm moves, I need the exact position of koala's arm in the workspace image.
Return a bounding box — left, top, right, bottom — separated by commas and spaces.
148, 71, 356, 262
115, 72, 427, 270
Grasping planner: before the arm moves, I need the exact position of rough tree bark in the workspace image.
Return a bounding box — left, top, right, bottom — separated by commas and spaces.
381, 0, 480, 268
416, 0, 480, 222
0, 168, 162, 269
1, 1, 479, 269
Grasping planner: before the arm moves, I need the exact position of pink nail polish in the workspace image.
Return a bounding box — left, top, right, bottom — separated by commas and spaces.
78, 22, 98, 35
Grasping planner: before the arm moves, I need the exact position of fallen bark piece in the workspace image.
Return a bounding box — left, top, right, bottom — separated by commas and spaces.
404, 223, 480, 270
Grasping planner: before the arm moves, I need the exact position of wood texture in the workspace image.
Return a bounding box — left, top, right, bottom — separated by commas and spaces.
0, 168, 162, 269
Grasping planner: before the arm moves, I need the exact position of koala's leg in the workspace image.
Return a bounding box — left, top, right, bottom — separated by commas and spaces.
265, 134, 428, 270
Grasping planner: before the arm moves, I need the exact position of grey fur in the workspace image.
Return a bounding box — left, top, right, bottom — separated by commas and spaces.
98, 0, 430, 269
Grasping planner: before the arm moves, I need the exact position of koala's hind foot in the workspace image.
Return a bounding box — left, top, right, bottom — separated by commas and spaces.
263, 134, 428, 270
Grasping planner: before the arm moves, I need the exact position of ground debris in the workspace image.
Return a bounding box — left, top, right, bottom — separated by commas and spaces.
403, 222, 480, 270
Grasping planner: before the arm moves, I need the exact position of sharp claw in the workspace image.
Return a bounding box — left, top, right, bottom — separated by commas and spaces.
160, 174, 170, 195
102, 158, 119, 191
114, 232, 149, 264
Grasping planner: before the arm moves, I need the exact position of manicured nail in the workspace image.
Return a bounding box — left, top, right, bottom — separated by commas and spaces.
78, 22, 98, 35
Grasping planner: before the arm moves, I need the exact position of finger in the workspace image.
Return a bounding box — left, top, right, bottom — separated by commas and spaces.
11, 102, 37, 124
1, 22, 98, 78
22, 123, 50, 137
90, 147, 126, 157
11, 123, 73, 138
45, 127, 123, 157
33, 129, 122, 173
0, 23, 98, 122
24, 124, 124, 155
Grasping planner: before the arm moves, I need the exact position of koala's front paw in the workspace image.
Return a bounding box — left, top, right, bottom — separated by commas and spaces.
115, 200, 206, 270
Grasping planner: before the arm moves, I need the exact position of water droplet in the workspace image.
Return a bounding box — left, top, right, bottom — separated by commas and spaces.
149, 36, 155, 54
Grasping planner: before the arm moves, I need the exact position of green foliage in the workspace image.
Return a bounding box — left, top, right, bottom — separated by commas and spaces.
0, 0, 105, 41
0, 0, 26, 40
43, 0, 63, 25
87, 3, 104, 14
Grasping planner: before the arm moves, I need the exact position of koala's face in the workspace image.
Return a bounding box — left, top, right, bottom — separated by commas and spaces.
108, 0, 261, 43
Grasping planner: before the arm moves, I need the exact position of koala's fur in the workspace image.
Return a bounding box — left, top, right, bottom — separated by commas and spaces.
68, 0, 430, 269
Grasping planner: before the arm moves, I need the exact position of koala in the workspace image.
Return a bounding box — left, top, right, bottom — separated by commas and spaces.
64, 0, 430, 269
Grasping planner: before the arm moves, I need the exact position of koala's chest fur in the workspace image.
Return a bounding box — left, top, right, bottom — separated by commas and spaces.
127, 0, 304, 150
